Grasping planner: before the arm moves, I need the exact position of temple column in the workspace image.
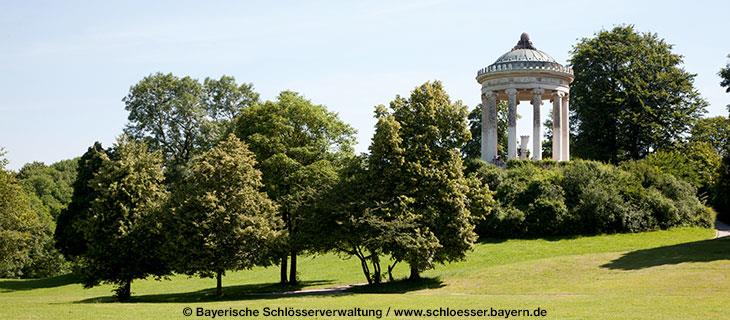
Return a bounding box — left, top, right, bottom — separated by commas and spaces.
506, 88, 518, 159
561, 93, 570, 161
552, 91, 564, 161
531, 88, 543, 160
481, 91, 498, 162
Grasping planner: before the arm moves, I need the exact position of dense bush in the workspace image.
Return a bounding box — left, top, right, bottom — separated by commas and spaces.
466, 159, 714, 238
641, 142, 721, 200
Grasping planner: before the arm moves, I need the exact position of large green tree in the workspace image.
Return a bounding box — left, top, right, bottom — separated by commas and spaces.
55, 143, 107, 260
123, 73, 258, 182
79, 137, 169, 301
570, 25, 707, 162
0, 158, 44, 278
166, 135, 284, 296
12, 159, 77, 277
16, 159, 77, 219
369, 81, 477, 280
689, 116, 730, 157
234, 91, 355, 284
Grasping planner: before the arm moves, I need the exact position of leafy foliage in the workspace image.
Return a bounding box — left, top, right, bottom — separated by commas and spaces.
365, 81, 477, 280
570, 25, 707, 162
472, 160, 714, 238
0, 168, 43, 278
54, 143, 106, 260
642, 142, 721, 198
234, 91, 356, 284
166, 135, 284, 296
123, 73, 258, 182
720, 54, 730, 110
11, 159, 78, 277
16, 159, 77, 219
690, 116, 730, 157
79, 137, 170, 301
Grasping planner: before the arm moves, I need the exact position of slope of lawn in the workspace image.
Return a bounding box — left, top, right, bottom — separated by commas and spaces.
1, 227, 729, 319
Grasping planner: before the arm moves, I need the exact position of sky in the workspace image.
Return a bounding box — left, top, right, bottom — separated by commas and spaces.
1, 0, 729, 170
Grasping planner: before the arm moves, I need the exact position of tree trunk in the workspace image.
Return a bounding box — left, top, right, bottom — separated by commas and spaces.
116, 278, 132, 301
371, 254, 381, 284
280, 256, 288, 284
409, 264, 420, 281
388, 261, 398, 282
216, 270, 223, 297
359, 257, 372, 285
289, 250, 297, 285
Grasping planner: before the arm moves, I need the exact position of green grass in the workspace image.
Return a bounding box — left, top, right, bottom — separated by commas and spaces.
2, 227, 729, 319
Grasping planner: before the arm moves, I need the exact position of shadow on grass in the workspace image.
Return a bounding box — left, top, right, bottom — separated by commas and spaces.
76, 280, 340, 303
0, 273, 80, 292
602, 237, 730, 270
348, 277, 444, 294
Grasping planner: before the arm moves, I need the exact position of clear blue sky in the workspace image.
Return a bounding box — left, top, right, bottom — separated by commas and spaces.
1, 0, 729, 170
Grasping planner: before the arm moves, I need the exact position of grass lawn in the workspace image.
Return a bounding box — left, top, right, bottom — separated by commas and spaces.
1, 227, 728, 319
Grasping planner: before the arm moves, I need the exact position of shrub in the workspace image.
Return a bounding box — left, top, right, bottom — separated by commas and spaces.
473, 159, 715, 239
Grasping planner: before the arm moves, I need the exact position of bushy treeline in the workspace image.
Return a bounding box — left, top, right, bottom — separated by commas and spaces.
466, 159, 715, 238
0, 154, 76, 278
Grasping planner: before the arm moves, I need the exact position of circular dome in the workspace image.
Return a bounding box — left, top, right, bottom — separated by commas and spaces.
493, 48, 557, 65
476, 33, 573, 80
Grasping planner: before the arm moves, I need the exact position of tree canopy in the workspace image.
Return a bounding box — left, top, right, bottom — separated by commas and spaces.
234, 91, 356, 284
0, 167, 43, 278
54, 143, 106, 260
123, 73, 258, 182
366, 81, 477, 280
570, 25, 707, 162
79, 137, 169, 301
720, 54, 730, 94
166, 134, 284, 296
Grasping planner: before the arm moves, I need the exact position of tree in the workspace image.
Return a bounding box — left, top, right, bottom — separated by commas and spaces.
55, 143, 106, 260
0, 165, 44, 278
166, 135, 283, 296
79, 137, 169, 301
234, 91, 355, 284
315, 156, 387, 284
123, 73, 259, 182
715, 57, 730, 222
10, 159, 77, 277
570, 25, 707, 163
721, 54, 730, 111
462, 101, 511, 160
643, 141, 721, 198
690, 117, 730, 157
369, 81, 477, 280
16, 159, 77, 219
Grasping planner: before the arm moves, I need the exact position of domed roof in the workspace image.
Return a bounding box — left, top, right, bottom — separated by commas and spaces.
493, 32, 557, 64
493, 48, 557, 64
477, 33, 573, 79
